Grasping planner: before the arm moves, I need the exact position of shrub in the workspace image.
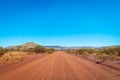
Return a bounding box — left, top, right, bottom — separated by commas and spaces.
95, 53, 108, 61
75, 48, 96, 55
65, 49, 74, 54
46, 48, 55, 54
110, 55, 120, 61
0, 47, 7, 56
33, 45, 46, 53
1, 52, 27, 61
99, 47, 120, 56
2, 53, 10, 61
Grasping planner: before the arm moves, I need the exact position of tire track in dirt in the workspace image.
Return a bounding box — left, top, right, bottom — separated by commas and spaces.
45, 52, 79, 80
63, 53, 120, 80
0, 54, 53, 80
0, 51, 120, 80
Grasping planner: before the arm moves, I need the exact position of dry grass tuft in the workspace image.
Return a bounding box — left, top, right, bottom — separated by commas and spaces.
0, 51, 28, 63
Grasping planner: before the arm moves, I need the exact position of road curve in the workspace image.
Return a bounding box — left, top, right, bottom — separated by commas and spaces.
0, 51, 119, 80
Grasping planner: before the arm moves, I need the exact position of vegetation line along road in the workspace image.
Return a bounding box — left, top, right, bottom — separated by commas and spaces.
0, 42, 120, 80
0, 51, 120, 80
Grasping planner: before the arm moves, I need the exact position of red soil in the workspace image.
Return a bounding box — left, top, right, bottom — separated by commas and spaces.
0, 51, 119, 80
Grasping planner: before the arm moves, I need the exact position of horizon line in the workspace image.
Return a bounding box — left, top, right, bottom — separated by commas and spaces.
1, 41, 120, 48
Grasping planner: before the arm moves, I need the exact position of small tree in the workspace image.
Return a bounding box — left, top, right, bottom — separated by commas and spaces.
34, 45, 46, 53
0, 47, 7, 56
46, 48, 55, 54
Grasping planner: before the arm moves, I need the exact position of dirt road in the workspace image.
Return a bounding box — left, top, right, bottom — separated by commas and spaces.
0, 51, 119, 80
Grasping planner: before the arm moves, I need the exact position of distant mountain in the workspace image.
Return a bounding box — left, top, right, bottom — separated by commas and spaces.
6, 42, 120, 50
45, 46, 65, 50
7, 42, 39, 50
6, 42, 99, 50
20, 42, 38, 48
44, 46, 98, 50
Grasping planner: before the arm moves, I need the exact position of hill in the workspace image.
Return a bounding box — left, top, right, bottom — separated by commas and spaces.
7, 42, 39, 50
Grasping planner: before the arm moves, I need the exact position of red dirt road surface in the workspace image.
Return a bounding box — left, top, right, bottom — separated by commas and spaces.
0, 51, 120, 80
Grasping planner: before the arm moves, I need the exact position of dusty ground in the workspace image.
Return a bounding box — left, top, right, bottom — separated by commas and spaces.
76, 54, 120, 75
0, 51, 120, 80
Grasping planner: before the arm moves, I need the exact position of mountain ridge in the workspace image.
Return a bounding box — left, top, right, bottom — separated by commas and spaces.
6, 42, 120, 50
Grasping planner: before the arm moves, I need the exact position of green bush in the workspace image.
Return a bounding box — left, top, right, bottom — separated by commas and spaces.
65, 49, 74, 54
75, 48, 96, 55
33, 45, 46, 53
0, 47, 7, 56
46, 48, 55, 54
99, 47, 120, 56
95, 53, 108, 61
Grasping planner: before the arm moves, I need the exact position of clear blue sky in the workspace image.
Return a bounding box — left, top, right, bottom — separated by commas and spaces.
0, 0, 120, 47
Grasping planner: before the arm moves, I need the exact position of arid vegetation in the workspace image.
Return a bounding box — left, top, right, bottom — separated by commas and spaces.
65, 46, 120, 63
0, 47, 8, 56
0, 52, 28, 63
0, 41, 120, 72
0, 43, 55, 64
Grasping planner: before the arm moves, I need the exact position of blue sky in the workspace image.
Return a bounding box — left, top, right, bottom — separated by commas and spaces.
0, 0, 120, 47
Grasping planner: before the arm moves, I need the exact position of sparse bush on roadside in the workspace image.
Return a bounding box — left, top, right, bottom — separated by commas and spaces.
95, 53, 108, 61
33, 45, 46, 53
1, 52, 27, 62
65, 49, 74, 54
65, 46, 120, 61
46, 48, 55, 54
0, 47, 8, 56
26, 48, 34, 54
99, 47, 120, 56
0, 47, 5, 56
109, 55, 120, 61
1, 53, 10, 61
74, 48, 96, 55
